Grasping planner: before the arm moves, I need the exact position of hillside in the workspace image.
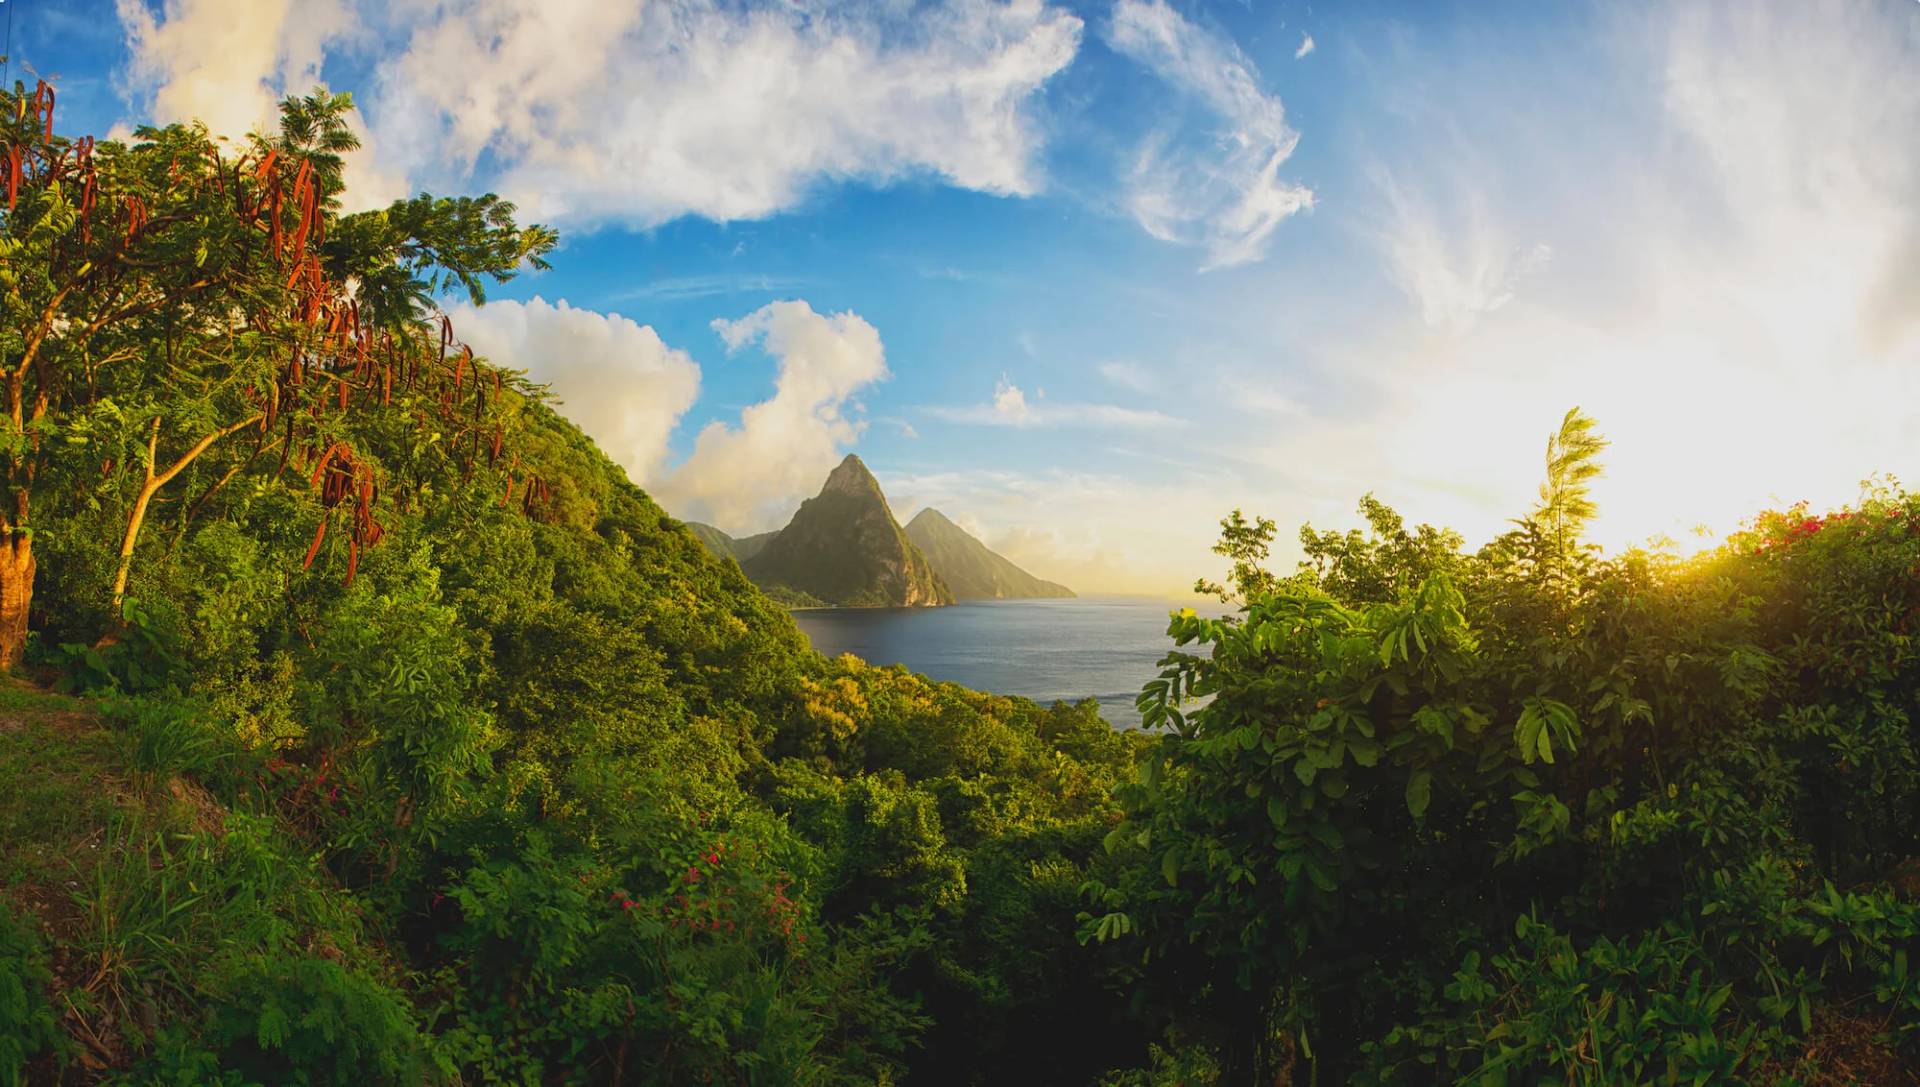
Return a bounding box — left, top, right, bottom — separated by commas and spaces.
683, 521, 779, 564
742, 455, 953, 607
7, 392, 1136, 1084
11, 85, 1920, 1087
2, 91, 1144, 1084
904, 508, 1075, 600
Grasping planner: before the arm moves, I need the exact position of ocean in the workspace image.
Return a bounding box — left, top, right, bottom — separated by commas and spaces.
790, 595, 1208, 727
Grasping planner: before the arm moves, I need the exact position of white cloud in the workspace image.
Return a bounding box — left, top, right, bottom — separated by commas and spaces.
1373, 169, 1553, 335
114, 0, 403, 210
367, 0, 1081, 227
927, 374, 1181, 428
1295, 33, 1315, 60
1305, 0, 1920, 555
610, 274, 813, 304
1106, 0, 1312, 268
115, 0, 348, 140
115, 0, 1081, 227
1097, 360, 1158, 393
448, 297, 701, 484
654, 300, 889, 531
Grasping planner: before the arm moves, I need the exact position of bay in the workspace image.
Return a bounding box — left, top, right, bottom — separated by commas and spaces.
790, 595, 1202, 727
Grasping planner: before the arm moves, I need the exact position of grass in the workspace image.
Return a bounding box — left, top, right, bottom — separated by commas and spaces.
0, 676, 399, 1079
0, 686, 121, 893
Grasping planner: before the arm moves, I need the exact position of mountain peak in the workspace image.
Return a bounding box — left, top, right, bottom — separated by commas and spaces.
903, 508, 1075, 601
742, 454, 952, 607
821, 453, 881, 497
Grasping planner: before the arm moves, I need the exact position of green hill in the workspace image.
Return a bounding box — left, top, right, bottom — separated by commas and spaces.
904, 508, 1075, 600
1, 89, 1141, 1083
683, 521, 779, 564
13, 84, 1920, 1087
741, 455, 953, 607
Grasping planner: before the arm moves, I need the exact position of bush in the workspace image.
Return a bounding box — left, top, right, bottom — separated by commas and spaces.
1083, 424, 1920, 1081
204, 952, 428, 1087
0, 904, 59, 1087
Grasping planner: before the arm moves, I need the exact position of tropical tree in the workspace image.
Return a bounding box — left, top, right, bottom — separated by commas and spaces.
0, 82, 554, 664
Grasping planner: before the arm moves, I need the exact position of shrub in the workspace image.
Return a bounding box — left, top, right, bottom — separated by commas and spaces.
0, 904, 59, 1087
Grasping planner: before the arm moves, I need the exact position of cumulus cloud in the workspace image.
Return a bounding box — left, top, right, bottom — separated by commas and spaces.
927, 374, 1181, 428
1295, 33, 1315, 60
448, 297, 701, 484
114, 0, 1080, 226
1106, 0, 1312, 269
112, 0, 1082, 230
115, 0, 348, 140
115, 0, 405, 210
654, 300, 889, 531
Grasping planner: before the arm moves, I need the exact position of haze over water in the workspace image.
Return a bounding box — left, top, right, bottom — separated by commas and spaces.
791, 596, 1203, 727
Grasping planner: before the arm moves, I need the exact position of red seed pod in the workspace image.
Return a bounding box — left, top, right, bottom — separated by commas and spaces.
308, 443, 341, 489
302, 519, 328, 569
343, 537, 359, 586
34, 83, 54, 141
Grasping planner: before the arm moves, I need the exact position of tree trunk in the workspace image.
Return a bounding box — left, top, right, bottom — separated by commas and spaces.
107, 413, 261, 615
110, 482, 159, 612
0, 533, 34, 671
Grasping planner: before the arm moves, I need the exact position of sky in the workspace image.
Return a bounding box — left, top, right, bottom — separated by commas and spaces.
14, 0, 1920, 596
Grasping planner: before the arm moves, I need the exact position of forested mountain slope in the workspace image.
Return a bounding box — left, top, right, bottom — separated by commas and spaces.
0, 87, 1138, 1085
684, 521, 778, 564
6, 85, 1920, 1087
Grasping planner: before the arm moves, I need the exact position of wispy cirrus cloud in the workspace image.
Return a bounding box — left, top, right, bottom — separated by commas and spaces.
1105, 0, 1313, 269
1372, 169, 1553, 336
1097, 360, 1158, 393
610, 274, 813, 303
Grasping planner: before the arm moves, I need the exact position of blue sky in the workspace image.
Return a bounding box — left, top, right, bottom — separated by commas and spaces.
21, 0, 1920, 593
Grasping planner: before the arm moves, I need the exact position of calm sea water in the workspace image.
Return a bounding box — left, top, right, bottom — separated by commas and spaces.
791, 596, 1202, 727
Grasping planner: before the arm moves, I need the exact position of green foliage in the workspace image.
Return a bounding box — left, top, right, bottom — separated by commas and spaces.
203, 952, 427, 1086
1088, 419, 1920, 1082
107, 694, 239, 788
0, 904, 59, 1086
1532, 405, 1609, 551
48, 598, 185, 695
14, 73, 1920, 1087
